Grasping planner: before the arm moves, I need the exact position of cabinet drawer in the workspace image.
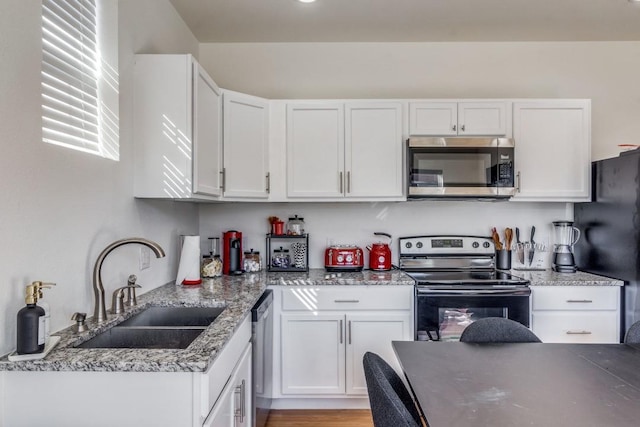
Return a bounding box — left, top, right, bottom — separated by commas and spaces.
532, 311, 619, 344
281, 286, 412, 311
531, 286, 619, 311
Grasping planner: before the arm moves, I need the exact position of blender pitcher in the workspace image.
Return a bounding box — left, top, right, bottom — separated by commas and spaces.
552, 221, 581, 273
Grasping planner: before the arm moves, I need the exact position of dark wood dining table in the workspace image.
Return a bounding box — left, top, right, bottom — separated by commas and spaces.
392, 341, 640, 427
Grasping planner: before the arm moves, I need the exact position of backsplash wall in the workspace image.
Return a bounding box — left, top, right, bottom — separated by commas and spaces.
199, 201, 571, 268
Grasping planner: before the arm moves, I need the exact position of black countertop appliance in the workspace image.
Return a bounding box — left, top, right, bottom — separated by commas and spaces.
574, 148, 640, 341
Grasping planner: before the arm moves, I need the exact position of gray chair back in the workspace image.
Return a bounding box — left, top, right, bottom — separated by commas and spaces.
460, 317, 542, 343
624, 320, 640, 344
363, 351, 422, 427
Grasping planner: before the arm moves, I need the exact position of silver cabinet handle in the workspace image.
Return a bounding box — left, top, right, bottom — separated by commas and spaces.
566, 300, 593, 303
516, 171, 521, 193
240, 379, 246, 422
339, 171, 343, 193
460, 124, 465, 132
566, 330, 592, 335
234, 384, 242, 423
452, 124, 456, 131
334, 299, 359, 303
347, 171, 351, 193
339, 319, 343, 344
348, 320, 352, 345
266, 172, 270, 194
220, 168, 226, 191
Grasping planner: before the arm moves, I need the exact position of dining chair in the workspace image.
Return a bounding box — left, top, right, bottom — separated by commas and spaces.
363, 351, 422, 427
624, 320, 640, 343
459, 317, 542, 343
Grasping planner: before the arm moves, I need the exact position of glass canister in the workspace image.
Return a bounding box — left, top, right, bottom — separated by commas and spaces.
272, 246, 291, 269
287, 215, 305, 235
202, 237, 222, 278
243, 249, 262, 272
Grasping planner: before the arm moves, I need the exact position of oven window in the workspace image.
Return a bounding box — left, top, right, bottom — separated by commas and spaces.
410, 151, 494, 187
439, 308, 508, 341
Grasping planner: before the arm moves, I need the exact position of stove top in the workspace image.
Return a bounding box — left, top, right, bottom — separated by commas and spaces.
406, 270, 529, 287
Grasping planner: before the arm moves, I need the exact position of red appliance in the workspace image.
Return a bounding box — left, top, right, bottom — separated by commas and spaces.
367, 232, 393, 271
325, 245, 364, 272
223, 230, 243, 275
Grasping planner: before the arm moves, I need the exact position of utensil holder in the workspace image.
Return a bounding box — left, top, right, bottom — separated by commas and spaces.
496, 249, 512, 270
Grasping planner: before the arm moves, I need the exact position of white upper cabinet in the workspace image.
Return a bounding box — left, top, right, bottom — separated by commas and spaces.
286, 101, 404, 200
222, 90, 270, 199
409, 101, 508, 136
511, 100, 591, 202
134, 54, 222, 199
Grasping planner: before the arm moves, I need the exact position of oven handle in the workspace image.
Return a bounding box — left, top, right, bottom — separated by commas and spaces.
416, 288, 531, 296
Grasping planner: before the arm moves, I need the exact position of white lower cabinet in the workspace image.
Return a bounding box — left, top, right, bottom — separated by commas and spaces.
204, 342, 252, 427
530, 286, 621, 343
275, 286, 413, 400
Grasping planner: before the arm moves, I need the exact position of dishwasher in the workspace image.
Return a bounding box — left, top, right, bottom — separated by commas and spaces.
252, 289, 273, 427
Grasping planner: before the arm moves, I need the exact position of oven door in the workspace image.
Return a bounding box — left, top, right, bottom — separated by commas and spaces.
407, 137, 515, 198
415, 287, 531, 341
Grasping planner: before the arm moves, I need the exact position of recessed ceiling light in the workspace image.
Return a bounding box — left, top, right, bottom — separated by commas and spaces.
298, 0, 316, 3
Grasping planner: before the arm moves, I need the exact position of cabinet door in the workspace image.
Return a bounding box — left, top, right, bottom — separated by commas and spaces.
203, 343, 252, 427
193, 60, 222, 197
281, 313, 345, 394
345, 102, 404, 198
345, 313, 411, 395
512, 100, 591, 201
458, 102, 507, 136
531, 311, 619, 344
409, 102, 457, 135
286, 103, 345, 197
223, 90, 269, 198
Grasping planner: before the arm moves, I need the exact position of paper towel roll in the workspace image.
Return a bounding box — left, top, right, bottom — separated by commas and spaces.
176, 235, 202, 286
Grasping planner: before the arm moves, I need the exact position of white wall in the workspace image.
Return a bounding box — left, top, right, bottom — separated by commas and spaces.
199, 41, 640, 161
0, 0, 199, 356
199, 202, 570, 269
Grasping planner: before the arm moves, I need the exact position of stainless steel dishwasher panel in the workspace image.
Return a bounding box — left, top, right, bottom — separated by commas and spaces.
252, 289, 273, 427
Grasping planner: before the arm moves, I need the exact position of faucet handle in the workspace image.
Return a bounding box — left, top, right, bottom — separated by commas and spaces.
71, 312, 88, 333
112, 284, 141, 314
125, 275, 141, 307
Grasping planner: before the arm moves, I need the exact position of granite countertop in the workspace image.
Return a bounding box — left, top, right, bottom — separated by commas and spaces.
0, 268, 620, 373
0, 269, 410, 373
510, 269, 624, 286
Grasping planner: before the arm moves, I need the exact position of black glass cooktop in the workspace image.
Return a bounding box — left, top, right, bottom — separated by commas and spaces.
406, 270, 529, 286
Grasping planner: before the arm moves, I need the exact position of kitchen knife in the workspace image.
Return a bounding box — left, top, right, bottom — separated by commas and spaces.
528, 226, 536, 266
516, 227, 524, 264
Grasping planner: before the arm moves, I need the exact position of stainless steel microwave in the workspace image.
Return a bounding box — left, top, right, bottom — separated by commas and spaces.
407, 137, 516, 199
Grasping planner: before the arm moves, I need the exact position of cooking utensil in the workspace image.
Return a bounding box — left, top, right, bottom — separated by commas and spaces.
516, 227, 524, 264
504, 228, 513, 251
528, 226, 536, 266
491, 227, 503, 250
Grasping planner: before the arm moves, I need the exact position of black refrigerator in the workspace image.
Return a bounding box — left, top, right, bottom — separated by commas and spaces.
574, 148, 640, 341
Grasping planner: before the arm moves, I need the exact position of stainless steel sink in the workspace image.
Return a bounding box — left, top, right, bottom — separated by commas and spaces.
75, 306, 226, 349
76, 327, 204, 349
118, 306, 226, 328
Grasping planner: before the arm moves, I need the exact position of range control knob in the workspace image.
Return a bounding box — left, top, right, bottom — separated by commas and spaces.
405, 242, 412, 249
483, 242, 491, 249
416, 242, 423, 249
472, 241, 480, 249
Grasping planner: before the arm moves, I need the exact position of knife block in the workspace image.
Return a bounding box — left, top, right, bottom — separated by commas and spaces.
513, 246, 549, 270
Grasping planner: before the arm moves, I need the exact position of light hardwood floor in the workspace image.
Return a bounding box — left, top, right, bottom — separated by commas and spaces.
265, 410, 374, 427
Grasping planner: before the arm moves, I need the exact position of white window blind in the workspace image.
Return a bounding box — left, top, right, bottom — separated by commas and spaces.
42, 0, 119, 160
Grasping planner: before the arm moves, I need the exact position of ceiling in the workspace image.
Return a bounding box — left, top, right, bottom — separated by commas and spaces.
169, 0, 640, 43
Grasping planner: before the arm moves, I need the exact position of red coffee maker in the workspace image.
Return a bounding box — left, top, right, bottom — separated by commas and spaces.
223, 230, 243, 275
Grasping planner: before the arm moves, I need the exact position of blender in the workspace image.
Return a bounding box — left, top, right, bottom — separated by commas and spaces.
552, 221, 581, 273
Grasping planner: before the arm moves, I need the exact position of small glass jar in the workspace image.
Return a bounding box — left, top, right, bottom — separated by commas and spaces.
202, 254, 222, 278
272, 247, 291, 269
243, 249, 262, 272
287, 215, 305, 236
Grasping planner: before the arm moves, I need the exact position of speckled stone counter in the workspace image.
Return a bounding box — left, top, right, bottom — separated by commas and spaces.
510, 269, 624, 286
0, 269, 410, 373
266, 268, 414, 286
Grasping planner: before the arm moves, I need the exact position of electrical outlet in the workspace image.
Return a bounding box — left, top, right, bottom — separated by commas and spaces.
139, 247, 151, 270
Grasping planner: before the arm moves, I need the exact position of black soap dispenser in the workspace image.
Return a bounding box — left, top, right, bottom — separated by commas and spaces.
16, 283, 46, 354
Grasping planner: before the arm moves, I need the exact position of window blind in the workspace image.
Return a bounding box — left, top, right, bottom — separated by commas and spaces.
41, 0, 112, 158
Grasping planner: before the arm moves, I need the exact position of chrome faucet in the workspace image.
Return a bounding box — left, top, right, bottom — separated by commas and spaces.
93, 238, 166, 323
